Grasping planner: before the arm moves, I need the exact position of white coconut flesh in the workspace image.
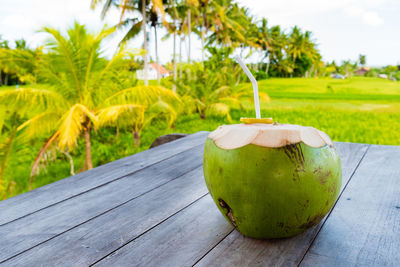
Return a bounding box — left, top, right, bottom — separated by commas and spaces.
208, 123, 333, 150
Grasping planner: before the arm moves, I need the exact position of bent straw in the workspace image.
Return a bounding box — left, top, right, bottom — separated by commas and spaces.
235, 56, 261, 119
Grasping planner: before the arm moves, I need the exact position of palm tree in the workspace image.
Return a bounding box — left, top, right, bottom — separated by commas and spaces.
169, 1, 179, 88
149, 9, 161, 83
92, 0, 165, 85
186, 0, 198, 64
0, 23, 179, 187
359, 54, 366, 66
287, 26, 306, 63
248, 18, 273, 74
206, 0, 248, 48
164, 0, 180, 89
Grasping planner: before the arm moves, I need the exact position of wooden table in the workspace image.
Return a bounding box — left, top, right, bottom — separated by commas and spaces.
0, 132, 399, 266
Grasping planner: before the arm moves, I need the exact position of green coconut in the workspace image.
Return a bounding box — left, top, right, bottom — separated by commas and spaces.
203, 123, 342, 239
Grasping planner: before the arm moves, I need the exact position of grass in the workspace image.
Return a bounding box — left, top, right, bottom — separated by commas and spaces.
2, 76, 400, 198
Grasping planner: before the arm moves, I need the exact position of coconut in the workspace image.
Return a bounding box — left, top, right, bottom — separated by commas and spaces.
203, 123, 342, 239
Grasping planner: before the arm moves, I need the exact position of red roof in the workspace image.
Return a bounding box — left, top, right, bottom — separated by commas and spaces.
149, 63, 169, 75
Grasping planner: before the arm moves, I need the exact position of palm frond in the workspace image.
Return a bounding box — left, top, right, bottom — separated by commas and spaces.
207, 102, 232, 122
208, 86, 230, 99
146, 100, 177, 127
0, 88, 68, 115
152, 0, 166, 19
180, 95, 205, 114
97, 104, 146, 126
105, 85, 181, 106
41, 26, 83, 100
120, 20, 143, 43
17, 111, 61, 139
58, 104, 98, 150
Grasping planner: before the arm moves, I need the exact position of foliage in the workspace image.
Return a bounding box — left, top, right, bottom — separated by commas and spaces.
2, 77, 400, 199
0, 22, 179, 191
171, 46, 269, 120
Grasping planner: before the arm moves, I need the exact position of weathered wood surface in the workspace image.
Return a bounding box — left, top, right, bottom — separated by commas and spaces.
300, 145, 400, 267
0, 131, 209, 226
0, 144, 204, 262
4, 167, 209, 266
0, 132, 398, 267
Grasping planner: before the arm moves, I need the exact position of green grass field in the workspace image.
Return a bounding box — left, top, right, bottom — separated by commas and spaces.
236, 77, 400, 145
2, 77, 400, 198
167, 77, 400, 145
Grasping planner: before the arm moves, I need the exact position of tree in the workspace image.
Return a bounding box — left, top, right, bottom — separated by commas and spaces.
359, 54, 366, 66
340, 60, 355, 77
286, 26, 320, 77
206, 0, 248, 48
0, 36, 11, 86
0, 23, 179, 188
0, 40, 41, 85
267, 26, 291, 77
149, 8, 161, 83
247, 18, 273, 74
92, 0, 165, 85
186, 0, 198, 64
176, 46, 269, 120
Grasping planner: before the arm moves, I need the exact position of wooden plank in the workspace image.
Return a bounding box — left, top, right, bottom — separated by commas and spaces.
300, 145, 400, 266
2, 166, 209, 266
194, 142, 369, 267
0, 145, 204, 263
0, 131, 209, 226
93, 195, 234, 267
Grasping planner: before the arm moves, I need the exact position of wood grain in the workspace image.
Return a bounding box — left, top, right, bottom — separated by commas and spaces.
0, 131, 209, 226
194, 142, 369, 267
0, 145, 204, 263
300, 145, 400, 266
94, 195, 234, 267
2, 166, 209, 266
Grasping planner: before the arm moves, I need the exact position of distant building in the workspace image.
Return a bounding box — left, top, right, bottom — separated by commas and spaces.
378, 74, 388, 79
354, 67, 370, 76
136, 63, 170, 80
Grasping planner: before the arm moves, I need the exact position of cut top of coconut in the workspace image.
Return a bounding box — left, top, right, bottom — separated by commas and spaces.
208, 123, 333, 149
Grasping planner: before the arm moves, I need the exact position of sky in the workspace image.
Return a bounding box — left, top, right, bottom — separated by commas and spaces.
0, 0, 399, 66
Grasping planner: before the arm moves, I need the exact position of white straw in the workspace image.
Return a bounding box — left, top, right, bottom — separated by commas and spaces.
235, 56, 261, 119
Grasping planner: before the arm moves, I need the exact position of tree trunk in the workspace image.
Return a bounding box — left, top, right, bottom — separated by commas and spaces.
201, 20, 205, 62
200, 109, 206, 119
142, 0, 148, 86
187, 8, 191, 81
179, 36, 183, 79
115, 127, 119, 139
4, 74, 8, 86
188, 8, 191, 64
265, 54, 270, 75
173, 30, 177, 92
0, 71, 3, 86
84, 127, 93, 170
133, 130, 140, 146
154, 26, 160, 84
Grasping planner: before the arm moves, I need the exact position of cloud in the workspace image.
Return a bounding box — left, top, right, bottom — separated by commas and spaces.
362, 11, 384, 26
239, 0, 388, 27
345, 5, 384, 27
